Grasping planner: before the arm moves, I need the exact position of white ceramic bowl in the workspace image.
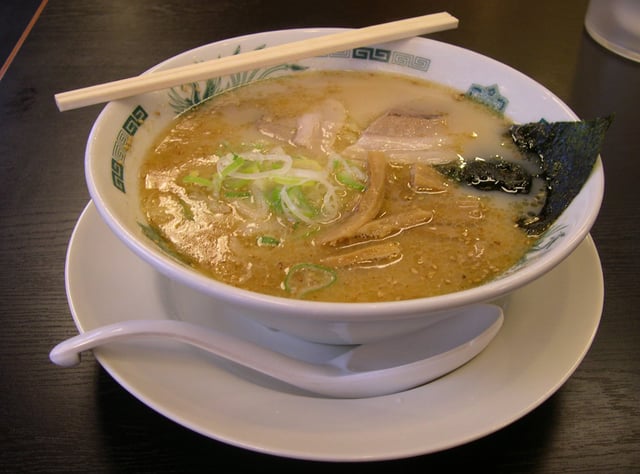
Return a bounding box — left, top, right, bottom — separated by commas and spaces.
85, 29, 604, 344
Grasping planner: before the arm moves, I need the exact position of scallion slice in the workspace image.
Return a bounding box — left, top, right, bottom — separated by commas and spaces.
182, 174, 213, 187
283, 263, 337, 298
257, 236, 280, 247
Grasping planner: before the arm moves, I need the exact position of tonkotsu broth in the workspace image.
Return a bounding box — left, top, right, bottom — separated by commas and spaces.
139, 70, 536, 302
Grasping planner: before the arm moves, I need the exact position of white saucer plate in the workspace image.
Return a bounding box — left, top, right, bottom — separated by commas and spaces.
64, 202, 604, 461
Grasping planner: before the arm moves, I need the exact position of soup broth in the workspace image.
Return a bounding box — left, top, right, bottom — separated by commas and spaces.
139, 70, 538, 302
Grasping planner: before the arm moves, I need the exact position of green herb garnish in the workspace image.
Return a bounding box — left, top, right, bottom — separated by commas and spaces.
283, 263, 337, 298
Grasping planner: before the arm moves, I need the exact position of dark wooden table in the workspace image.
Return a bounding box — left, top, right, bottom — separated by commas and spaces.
1, 0, 638, 471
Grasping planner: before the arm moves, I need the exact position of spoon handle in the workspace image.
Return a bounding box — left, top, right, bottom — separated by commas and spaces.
49, 319, 331, 378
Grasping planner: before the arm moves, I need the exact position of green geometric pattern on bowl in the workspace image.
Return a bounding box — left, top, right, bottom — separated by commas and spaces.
110, 105, 148, 193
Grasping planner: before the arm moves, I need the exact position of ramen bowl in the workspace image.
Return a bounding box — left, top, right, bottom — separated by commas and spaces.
85, 29, 604, 344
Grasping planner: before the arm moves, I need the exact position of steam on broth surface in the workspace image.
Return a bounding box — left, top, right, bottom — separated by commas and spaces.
139, 70, 540, 302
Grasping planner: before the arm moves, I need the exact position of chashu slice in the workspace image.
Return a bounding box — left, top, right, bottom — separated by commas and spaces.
343, 110, 464, 164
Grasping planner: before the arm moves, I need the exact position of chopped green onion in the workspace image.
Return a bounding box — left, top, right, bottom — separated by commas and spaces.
223, 177, 251, 190
220, 154, 245, 177
333, 157, 366, 191
292, 155, 323, 171
263, 185, 283, 212
178, 198, 194, 220
280, 185, 320, 224
336, 171, 366, 191
271, 175, 305, 185
182, 149, 358, 225
239, 161, 260, 175
283, 263, 337, 298
224, 190, 251, 198
257, 236, 280, 247
258, 160, 286, 172
138, 223, 191, 264
182, 174, 213, 187
287, 186, 318, 217
217, 150, 292, 180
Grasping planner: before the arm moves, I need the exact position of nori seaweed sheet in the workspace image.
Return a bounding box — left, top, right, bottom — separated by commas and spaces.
510, 115, 613, 234
435, 158, 532, 194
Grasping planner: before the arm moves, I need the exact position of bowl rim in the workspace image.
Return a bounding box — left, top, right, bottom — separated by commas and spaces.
85, 28, 604, 321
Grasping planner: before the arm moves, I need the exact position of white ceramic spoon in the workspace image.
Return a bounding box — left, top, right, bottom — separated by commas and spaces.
50, 303, 503, 398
